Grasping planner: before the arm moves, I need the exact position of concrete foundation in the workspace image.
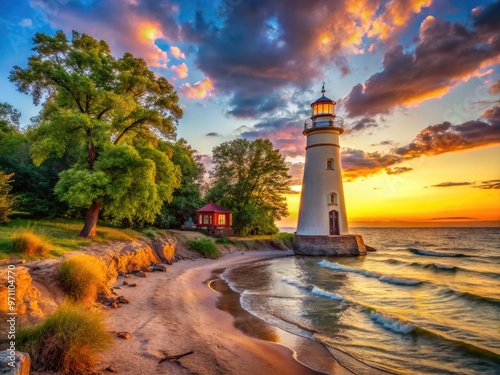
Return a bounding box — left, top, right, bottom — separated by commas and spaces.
293, 234, 367, 256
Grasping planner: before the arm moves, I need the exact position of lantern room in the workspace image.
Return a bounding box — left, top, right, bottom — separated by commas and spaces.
311, 84, 336, 118
305, 83, 344, 133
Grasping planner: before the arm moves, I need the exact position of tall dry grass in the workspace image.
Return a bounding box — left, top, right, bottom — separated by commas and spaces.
58, 254, 107, 306
11, 227, 52, 255
17, 302, 112, 374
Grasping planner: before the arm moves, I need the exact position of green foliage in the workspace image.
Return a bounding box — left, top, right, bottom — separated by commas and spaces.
17, 302, 112, 374
215, 237, 234, 245
268, 232, 295, 250
0, 170, 16, 223
58, 254, 107, 305
0, 102, 20, 134
189, 238, 220, 259
11, 226, 51, 256
274, 232, 295, 247
0, 106, 74, 218
155, 139, 205, 229
0, 219, 144, 260
9, 30, 183, 235
207, 138, 291, 236
55, 169, 109, 209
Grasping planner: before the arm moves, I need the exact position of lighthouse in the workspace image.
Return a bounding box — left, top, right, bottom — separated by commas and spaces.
294, 85, 366, 256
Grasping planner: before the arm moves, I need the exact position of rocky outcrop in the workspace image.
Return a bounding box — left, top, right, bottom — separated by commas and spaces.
0, 351, 31, 375
0, 238, 176, 331
151, 238, 175, 264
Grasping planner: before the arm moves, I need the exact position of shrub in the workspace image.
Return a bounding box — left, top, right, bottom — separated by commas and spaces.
274, 232, 295, 248
17, 302, 112, 374
11, 227, 51, 255
189, 238, 220, 259
0, 171, 16, 223
215, 237, 234, 245
58, 254, 107, 306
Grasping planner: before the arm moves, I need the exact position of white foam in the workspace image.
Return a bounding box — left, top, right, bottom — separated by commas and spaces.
318, 260, 421, 286
281, 277, 308, 289
369, 312, 415, 334
310, 286, 347, 301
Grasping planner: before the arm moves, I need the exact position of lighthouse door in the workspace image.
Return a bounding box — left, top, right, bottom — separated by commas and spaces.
329, 210, 339, 235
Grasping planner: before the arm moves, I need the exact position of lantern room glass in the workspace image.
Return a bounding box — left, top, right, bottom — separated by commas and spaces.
312, 102, 334, 116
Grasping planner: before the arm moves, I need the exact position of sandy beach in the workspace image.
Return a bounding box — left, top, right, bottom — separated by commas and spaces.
97, 250, 352, 375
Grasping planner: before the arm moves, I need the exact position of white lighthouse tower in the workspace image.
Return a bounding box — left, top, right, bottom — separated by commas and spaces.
294, 84, 366, 256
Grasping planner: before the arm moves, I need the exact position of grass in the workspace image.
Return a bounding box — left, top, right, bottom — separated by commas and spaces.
0, 219, 145, 260
11, 226, 52, 256
188, 238, 221, 259
58, 254, 108, 306
139, 226, 165, 239
273, 232, 295, 248
17, 302, 112, 374
215, 236, 235, 245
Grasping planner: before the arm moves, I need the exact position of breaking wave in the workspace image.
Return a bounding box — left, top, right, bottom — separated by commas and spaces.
318, 260, 422, 286
369, 312, 415, 334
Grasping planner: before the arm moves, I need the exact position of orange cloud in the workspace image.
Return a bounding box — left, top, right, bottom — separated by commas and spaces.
179, 78, 214, 99
170, 46, 185, 59
136, 21, 168, 68
368, 0, 432, 40
172, 62, 188, 78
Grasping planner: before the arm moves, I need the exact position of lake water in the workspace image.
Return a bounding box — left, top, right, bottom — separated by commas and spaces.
222, 227, 500, 374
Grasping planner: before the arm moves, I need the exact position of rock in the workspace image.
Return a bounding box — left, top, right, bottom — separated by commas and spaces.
123, 281, 129, 286
111, 302, 118, 309
118, 296, 129, 304
134, 271, 146, 278
116, 331, 131, 339
151, 238, 176, 265
114, 287, 121, 290
366, 245, 377, 252
148, 266, 154, 272
124, 274, 131, 278
0, 351, 31, 375
128, 283, 137, 288
152, 264, 167, 272
105, 365, 118, 372
0, 266, 46, 326
118, 271, 126, 277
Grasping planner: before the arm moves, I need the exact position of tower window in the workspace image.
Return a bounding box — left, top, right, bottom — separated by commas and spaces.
326, 158, 334, 170
329, 193, 338, 205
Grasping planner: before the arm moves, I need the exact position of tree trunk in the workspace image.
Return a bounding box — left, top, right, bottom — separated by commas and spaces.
79, 200, 101, 238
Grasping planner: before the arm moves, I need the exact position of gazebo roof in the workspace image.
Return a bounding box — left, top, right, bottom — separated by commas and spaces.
197, 202, 231, 213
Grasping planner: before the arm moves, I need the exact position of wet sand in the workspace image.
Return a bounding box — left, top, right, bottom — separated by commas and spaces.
97, 250, 351, 374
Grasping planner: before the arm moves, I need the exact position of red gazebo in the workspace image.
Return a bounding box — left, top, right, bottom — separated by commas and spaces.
196, 201, 232, 233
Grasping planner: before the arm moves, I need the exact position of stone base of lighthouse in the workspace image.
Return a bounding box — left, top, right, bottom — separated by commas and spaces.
293, 235, 367, 256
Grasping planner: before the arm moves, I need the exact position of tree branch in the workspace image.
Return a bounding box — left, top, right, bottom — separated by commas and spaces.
113, 118, 147, 144
96, 107, 111, 120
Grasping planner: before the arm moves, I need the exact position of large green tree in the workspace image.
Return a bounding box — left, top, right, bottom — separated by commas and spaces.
207, 138, 291, 235
155, 139, 205, 228
9, 31, 182, 237
0, 102, 73, 218
0, 171, 16, 223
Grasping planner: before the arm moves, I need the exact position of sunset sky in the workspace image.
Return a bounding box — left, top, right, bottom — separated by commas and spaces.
0, 0, 499, 227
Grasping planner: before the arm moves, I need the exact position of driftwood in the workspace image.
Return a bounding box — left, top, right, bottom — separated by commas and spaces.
159, 351, 194, 364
